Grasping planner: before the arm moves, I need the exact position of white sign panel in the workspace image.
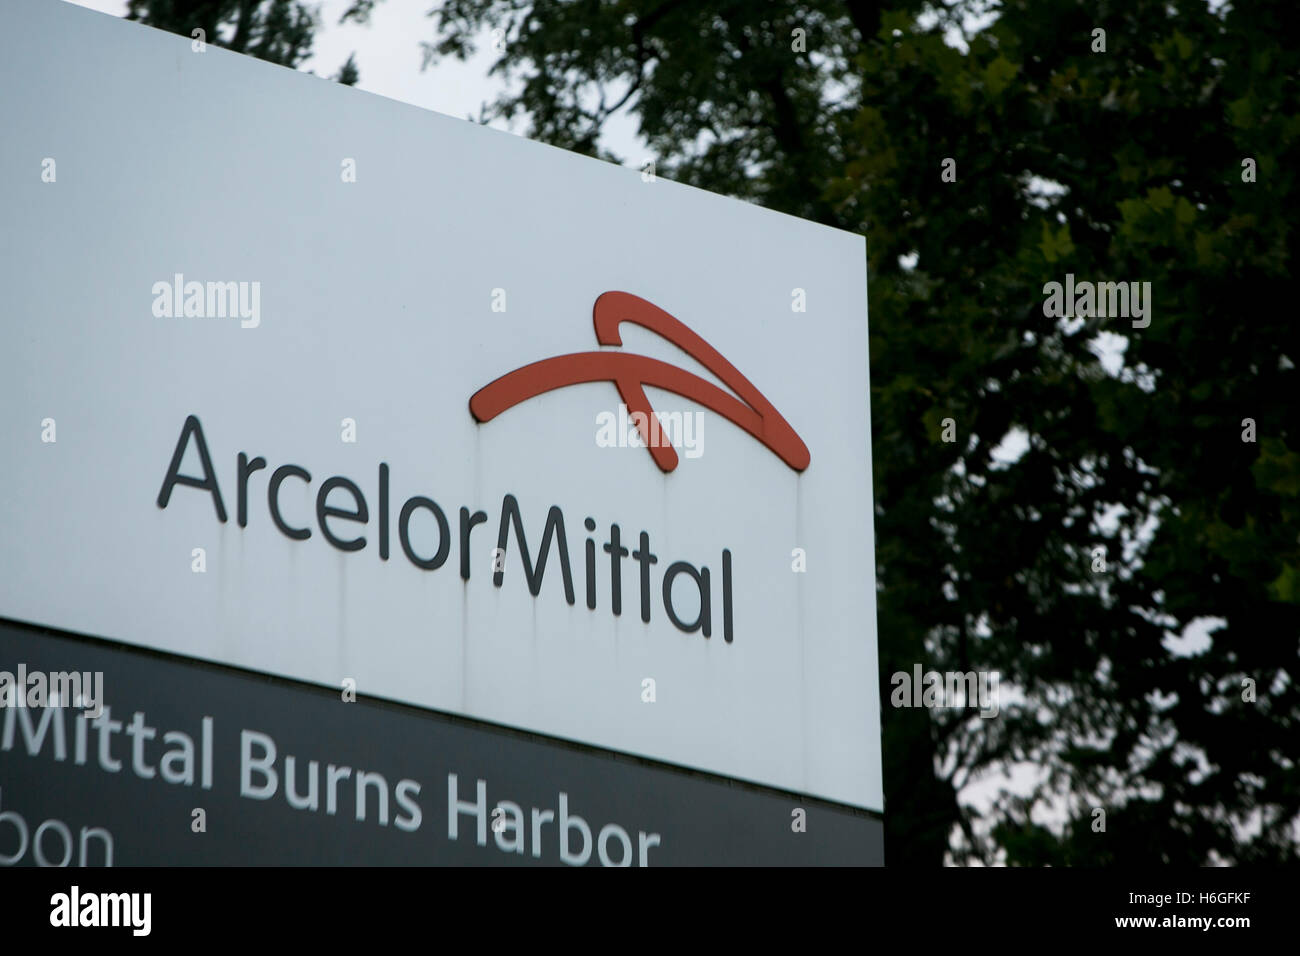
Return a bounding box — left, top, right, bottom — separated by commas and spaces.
0, 0, 881, 811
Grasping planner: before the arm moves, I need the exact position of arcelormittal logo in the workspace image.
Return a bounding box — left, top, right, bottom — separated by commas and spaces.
469, 292, 811, 473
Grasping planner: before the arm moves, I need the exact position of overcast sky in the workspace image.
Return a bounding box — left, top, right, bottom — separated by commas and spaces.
68, 0, 649, 161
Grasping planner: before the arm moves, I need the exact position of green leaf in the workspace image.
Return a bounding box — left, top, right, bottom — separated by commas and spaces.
1039, 220, 1075, 263
1147, 186, 1175, 212
1267, 564, 1300, 604
1228, 96, 1254, 129
984, 56, 1019, 98
1252, 439, 1300, 497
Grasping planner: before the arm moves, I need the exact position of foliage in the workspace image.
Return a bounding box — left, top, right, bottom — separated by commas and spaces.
423, 0, 1300, 864
127, 0, 363, 81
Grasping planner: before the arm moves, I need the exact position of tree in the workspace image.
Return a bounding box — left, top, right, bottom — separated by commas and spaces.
425, 0, 1299, 864
126, 0, 373, 82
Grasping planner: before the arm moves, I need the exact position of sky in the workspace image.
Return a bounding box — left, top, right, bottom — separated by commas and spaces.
68, 0, 650, 162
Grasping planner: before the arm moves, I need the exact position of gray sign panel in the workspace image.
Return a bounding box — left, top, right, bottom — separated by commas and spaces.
0, 620, 882, 865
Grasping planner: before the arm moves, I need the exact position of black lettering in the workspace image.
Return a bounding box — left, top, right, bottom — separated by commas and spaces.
584, 517, 597, 610
632, 532, 659, 623
603, 524, 628, 616
316, 477, 368, 552
237, 452, 267, 527
157, 415, 227, 522
400, 496, 450, 570
268, 465, 312, 540
663, 561, 711, 636
722, 549, 734, 643
378, 463, 389, 560
459, 506, 488, 581
493, 494, 575, 604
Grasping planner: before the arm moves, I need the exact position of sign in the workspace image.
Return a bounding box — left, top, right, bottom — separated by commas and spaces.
0, 620, 884, 865
0, 0, 881, 812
